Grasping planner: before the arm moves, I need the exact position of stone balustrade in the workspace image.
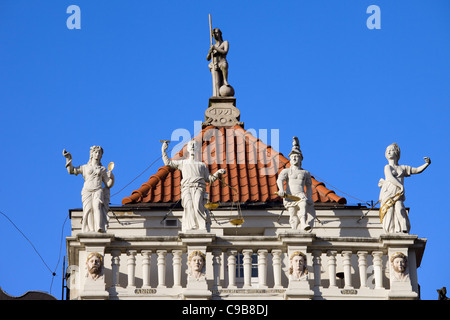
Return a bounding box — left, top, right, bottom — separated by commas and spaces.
68, 232, 424, 300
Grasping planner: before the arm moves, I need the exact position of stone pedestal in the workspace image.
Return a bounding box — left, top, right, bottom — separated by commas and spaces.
285, 279, 314, 300
381, 234, 419, 300
77, 232, 114, 300
203, 97, 244, 128
278, 230, 314, 299
180, 231, 215, 300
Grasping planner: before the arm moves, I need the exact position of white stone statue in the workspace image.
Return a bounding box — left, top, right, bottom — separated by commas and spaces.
187, 250, 206, 280
63, 146, 115, 233
390, 252, 408, 282
162, 140, 225, 232
86, 252, 104, 280
289, 251, 308, 280
277, 137, 316, 231
378, 143, 431, 234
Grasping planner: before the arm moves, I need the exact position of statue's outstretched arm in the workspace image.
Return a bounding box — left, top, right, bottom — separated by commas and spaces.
411, 157, 431, 174
209, 169, 226, 183
63, 149, 75, 175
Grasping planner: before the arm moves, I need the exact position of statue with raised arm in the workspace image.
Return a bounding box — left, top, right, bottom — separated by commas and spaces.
161, 140, 225, 232
277, 137, 316, 231
207, 15, 234, 97
63, 146, 115, 233
378, 143, 431, 234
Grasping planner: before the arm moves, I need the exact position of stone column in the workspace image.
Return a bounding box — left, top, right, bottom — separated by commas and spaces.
257, 249, 268, 289
227, 250, 238, 289
126, 250, 137, 290
341, 251, 353, 289
141, 250, 152, 288
212, 249, 222, 290
271, 250, 282, 289
372, 251, 384, 289
242, 249, 253, 288
357, 251, 368, 289
111, 249, 121, 288
327, 250, 337, 289
157, 250, 167, 288
172, 250, 182, 289
312, 250, 322, 288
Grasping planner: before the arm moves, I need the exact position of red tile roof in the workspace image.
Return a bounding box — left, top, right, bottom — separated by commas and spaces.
122, 125, 346, 205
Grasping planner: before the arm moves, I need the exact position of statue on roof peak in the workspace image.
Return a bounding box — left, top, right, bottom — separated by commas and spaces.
207, 14, 234, 97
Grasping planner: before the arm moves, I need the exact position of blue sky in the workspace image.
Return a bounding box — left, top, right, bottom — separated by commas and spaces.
0, 0, 448, 300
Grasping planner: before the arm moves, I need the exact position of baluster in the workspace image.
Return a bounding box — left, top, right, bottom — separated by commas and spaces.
172, 250, 182, 288
342, 251, 353, 289
372, 251, 384, 289
312, 250, 322, 288
257, 249, 268, 288
141, 250, 152, 288
242, 249, 253, 288
227, 250, 238, 289
111, 249, 121, 287
157, 250, 167, 288
271, 250, 282, 289
327, 250, 337, 288
212, 249, 222, 290
357, 251, 368, 289
126, 250, 137, 289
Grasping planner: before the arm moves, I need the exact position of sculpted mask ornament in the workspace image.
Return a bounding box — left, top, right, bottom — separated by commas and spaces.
289, 251, 308, 280
188, 250, 206, 280
378, 143, 430, 234
277, 137, 316, 231
63, 146, 115, 233
390, 252, 408, 281
86, 252, 104, 280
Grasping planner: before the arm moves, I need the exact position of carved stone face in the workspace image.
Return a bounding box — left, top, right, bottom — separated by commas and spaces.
392, 257, 406, 274
190, 255, 205, 273
385, 144, 400, 162
291, 254, 306, 274
290, 153, 302, 167
90, 146, 103, 162
187, 140, 199, 157
86, 253, 103, 278
212, 28, 222, 41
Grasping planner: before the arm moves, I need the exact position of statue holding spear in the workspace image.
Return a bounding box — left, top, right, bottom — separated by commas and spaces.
207, 14, 234, 97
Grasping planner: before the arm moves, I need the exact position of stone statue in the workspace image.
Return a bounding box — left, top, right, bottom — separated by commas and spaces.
86, 252, 103, 280
437, 287, 449, 300
277, 137, 316, 231
188, 250, 206, 280
378, 143, 431, 234
162, 140, 225, 232
289, 251, 308, 280
390, 252, 408, 282
63, 146, 115, 233
207, 16, 234, 97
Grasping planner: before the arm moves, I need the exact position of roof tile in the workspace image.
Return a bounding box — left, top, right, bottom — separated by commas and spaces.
122, 125, 347, 205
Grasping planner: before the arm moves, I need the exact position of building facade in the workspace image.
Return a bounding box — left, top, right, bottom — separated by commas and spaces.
64, 26, 426, 300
